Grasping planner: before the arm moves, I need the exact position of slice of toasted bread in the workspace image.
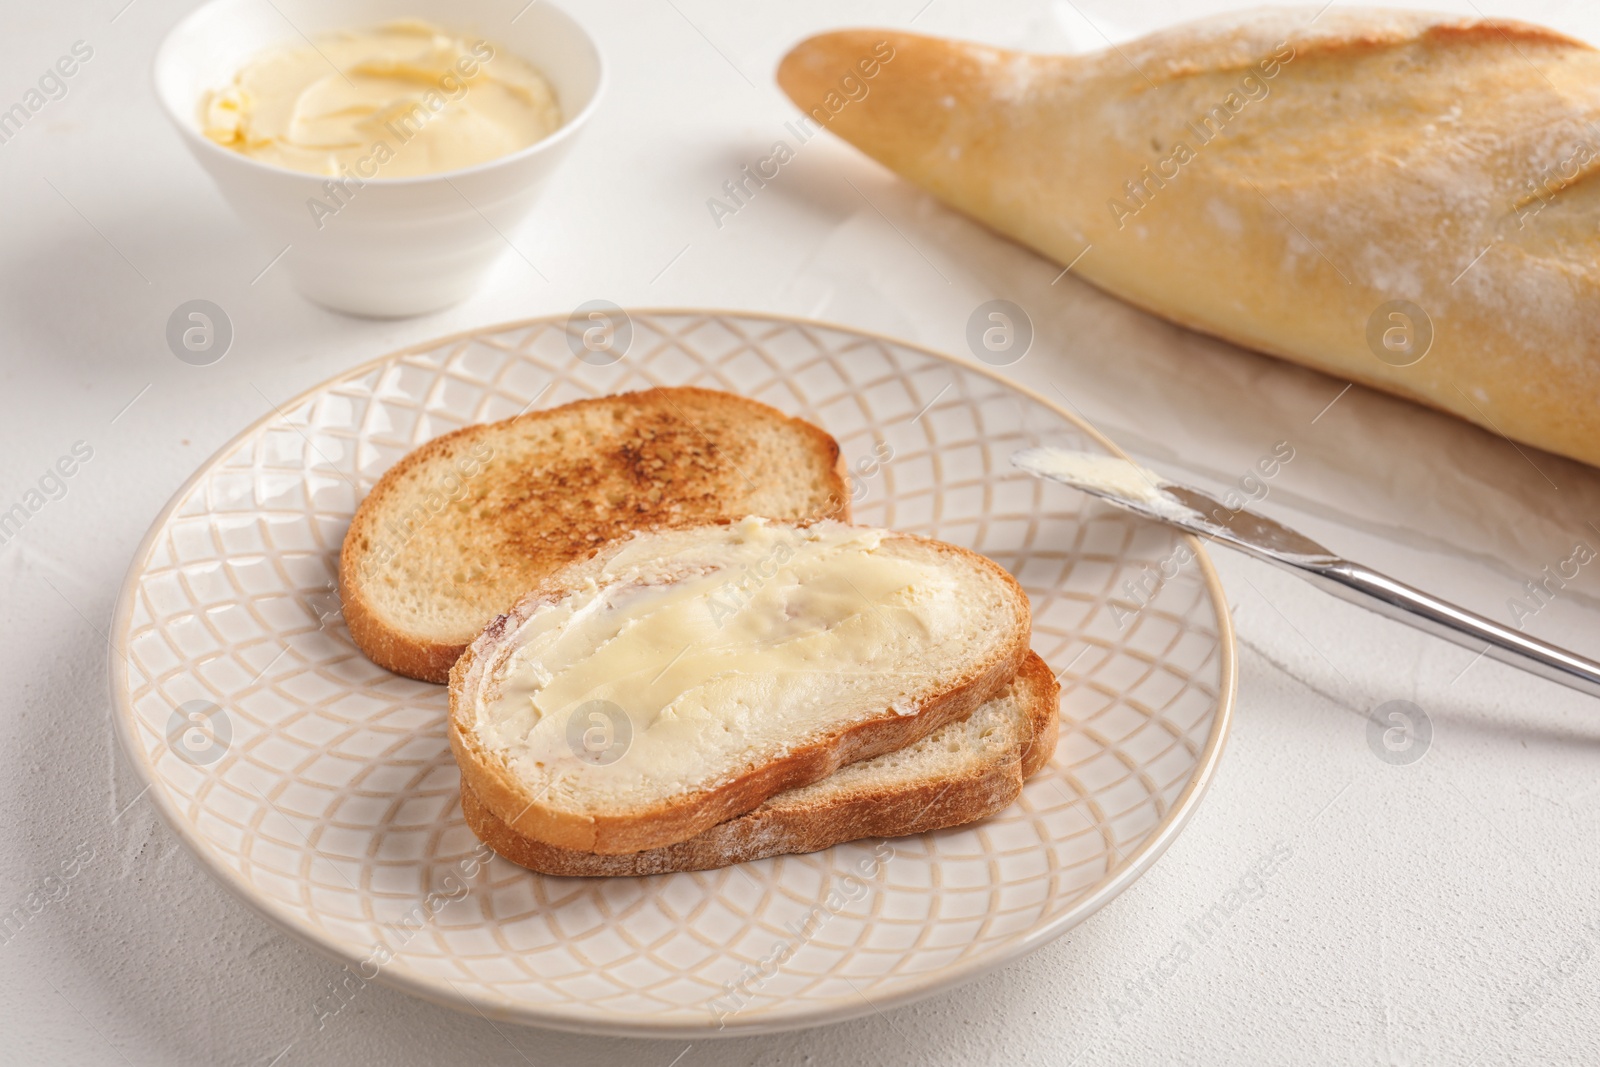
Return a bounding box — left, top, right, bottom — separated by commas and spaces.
340, 387, 851, 683
460, 651, 1059, 876
449, 519, 1033, 855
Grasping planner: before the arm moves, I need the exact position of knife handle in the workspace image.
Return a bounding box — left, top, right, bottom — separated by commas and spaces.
1291, 559, 1600, 700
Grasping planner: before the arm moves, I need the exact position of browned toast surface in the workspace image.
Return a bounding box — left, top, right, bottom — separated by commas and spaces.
340, 387, 850, 682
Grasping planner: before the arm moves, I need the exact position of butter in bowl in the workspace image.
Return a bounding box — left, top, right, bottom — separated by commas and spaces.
154, 2, 604, 317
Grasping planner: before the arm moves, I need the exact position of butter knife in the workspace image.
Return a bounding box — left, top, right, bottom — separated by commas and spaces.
1012, 447, 1600, 701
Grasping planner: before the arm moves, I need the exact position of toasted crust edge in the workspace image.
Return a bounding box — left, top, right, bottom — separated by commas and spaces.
460, 651, 1060, 876
448, 526, 1033, 855
340, 386, 852, 684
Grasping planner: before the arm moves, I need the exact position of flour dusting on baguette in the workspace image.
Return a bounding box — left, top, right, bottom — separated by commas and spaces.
780, 11, 1600, 469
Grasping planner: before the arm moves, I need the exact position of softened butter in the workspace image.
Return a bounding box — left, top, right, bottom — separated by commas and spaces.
201, 19, 561, 178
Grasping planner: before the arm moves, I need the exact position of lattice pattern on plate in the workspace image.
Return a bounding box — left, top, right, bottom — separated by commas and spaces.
111, 312, 1234, 1036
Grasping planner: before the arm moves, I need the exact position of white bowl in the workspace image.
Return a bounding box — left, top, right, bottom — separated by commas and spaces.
154, 0, 604, 317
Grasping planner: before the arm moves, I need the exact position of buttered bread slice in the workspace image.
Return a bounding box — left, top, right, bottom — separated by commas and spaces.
341, 387, 850, 683
461, 652, 1059, 876
448, 518, 1032, 855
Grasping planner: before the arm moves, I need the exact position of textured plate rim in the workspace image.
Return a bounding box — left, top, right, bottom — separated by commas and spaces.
107, 308, 1237, 1038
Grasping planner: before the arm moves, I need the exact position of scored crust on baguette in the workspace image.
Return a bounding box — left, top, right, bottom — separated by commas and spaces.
340, 387, 850, 683
778, 12, 1600, 469
448, 520, 1032, 855
460, 651, 1059, 877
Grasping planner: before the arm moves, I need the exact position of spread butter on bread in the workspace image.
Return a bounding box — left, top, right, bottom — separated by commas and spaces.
460, 651, 1058, 876
448, 519, 1032, 855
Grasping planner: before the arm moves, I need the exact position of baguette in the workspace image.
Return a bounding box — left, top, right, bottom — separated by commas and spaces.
460, 651, 1059, 877
778, 11, 1600, 468
340, 387, 850, 683
448, 519, 1032, 855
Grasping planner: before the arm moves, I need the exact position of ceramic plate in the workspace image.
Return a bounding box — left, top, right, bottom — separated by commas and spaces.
109, 310, 1236, 1036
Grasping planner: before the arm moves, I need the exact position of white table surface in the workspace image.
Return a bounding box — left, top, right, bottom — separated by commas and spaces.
5, 0, 1600, 1063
